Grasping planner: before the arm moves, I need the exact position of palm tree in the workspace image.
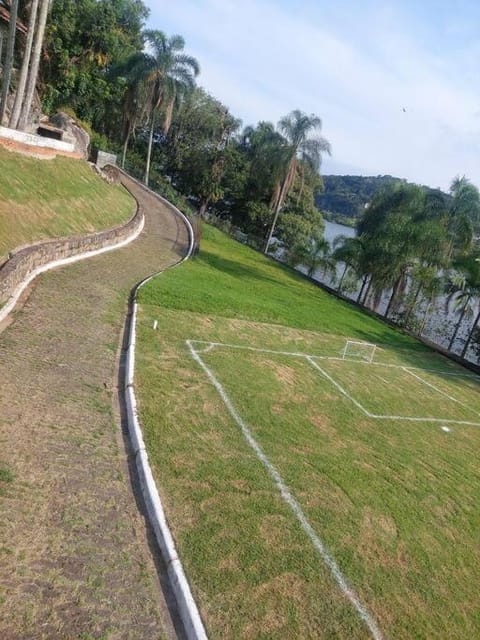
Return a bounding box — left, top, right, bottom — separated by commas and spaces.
9, 0, 39, 129
0, 0, 19, 124
444, 176, 477, 259
18, 0, 50, 131
333, 235, 364, 293
128, 30, 199, 186
264, 110, 331, 254
445, 251, 480, 355
356, 183, 449, 318
289, 236, 334, 279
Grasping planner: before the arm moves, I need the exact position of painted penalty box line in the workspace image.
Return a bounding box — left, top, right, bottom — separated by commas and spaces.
186, 339, 383, 640
190, 340, 480, 426
307, 357, 480, 427
187, 339, 480, 378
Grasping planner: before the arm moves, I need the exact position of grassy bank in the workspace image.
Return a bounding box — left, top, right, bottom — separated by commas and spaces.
136, 225, 480, 639
0, 147, 134, 261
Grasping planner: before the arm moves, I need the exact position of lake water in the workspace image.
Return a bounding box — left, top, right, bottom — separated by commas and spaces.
324, 220, 355, 245
314, 221, 477, 361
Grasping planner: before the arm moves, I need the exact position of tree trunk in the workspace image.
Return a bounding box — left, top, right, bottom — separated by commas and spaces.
0, 0, 20, 124
337, 264, 348, 292
460, 306, 480, 359
121, 130, 130, 169
198, 198, 208, 218
385, 276, 402, 319
9, 0, 40, 129
419, 300, 432, 336
264, 160, 295, 254
357, 275, 367, 303
144, 114, 155, 186
362, 278, 373, 307
18, 0, 50, 131
448, 298, 470, 352
404, 281, 423, 326
263, 199, 282, 254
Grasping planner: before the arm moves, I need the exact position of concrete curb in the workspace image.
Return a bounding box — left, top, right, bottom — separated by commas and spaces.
118, 170, 208, 640
0, 214, 145, 325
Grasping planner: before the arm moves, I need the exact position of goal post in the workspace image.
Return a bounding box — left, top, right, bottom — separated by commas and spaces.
341, 340, 377, 363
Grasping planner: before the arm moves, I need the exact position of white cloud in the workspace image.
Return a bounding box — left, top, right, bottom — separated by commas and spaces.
147, 0, 480, 190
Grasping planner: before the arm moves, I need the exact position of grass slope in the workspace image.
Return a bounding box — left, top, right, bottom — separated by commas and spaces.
0, 147, 134, 261
136, 225, 480, 639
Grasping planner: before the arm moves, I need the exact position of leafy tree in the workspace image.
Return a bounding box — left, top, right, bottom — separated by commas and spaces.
163, 87, 240, 215
41, 0, 149, 131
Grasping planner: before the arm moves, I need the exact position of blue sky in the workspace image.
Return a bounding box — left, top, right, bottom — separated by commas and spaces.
147, 1, 480, 191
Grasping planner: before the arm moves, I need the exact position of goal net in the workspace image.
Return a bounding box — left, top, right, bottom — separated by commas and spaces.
341, 340, 377, 363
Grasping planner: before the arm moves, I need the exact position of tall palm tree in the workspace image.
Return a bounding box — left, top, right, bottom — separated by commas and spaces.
289, 236, 334, 279
264, 110, 331, 254
0, 0, 19, 123
333, 235, 364, 293
18, 0, 50, 131
129, 30, 199, 186
9, 0, 39, 129
444, 176, 477, 259
356, 183, 448, 318
445, 251, 480, 355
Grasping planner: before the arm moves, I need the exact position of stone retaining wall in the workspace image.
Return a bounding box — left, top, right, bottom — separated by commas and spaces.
0, 199, 143, 308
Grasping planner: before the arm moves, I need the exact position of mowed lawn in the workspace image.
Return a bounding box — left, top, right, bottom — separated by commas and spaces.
136, 225, 480, 639
0, 146, 134, 261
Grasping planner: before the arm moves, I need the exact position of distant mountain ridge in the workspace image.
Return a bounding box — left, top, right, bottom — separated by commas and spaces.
315, 175, 446, 227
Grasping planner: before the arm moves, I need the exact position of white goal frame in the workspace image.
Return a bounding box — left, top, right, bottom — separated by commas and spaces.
341, 340, 377, 363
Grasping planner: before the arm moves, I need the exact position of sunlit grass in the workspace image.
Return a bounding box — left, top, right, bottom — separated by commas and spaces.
136, 225, 480, 639
0, 147, 134, 260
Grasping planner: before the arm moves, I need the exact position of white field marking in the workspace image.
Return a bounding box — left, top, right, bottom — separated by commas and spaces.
186, 340, 383, 640
189, 340, 480, 426
192, 342, 216, 354
402, 367, 480, 418
441, 426, 452, 432
188, 339, 480, 379
306, 356, 374, 417
307, 358, 480, 426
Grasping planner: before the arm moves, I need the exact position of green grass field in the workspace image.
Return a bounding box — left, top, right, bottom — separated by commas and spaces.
0, 147, 134, 261
136, 225, 480, 639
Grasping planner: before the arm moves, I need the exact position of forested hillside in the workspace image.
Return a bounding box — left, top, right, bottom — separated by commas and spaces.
315, 175, 448, 226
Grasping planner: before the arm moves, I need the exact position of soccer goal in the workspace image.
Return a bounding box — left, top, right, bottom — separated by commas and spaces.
341, 340, 377, 363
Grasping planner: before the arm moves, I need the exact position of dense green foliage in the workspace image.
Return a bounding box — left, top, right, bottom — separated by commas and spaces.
316, 174, 449, 226
41, 0, 149, 132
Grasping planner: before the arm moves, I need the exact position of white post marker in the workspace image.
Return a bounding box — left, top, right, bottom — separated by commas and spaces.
153, 319, 158, 330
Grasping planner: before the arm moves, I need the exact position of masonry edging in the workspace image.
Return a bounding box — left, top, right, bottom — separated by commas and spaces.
0, 201, 144, 324
119, 169, 208, 640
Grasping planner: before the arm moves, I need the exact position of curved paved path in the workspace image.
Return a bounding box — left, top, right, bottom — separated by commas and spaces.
0, 175, 189, 639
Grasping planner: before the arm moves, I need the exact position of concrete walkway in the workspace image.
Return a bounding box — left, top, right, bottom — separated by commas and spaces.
0, 175, 189, 639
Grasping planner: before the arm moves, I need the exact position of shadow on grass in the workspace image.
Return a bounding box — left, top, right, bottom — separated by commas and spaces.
197, 249, 286, 286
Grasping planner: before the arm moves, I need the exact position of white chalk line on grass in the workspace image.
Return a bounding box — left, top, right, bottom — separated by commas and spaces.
189, 340, 480, 426
187, 340, 479, 379
307, 357, 480, 427
186, 339, 383, 640
306, 356, 374, 417
402, 367, 480, 419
